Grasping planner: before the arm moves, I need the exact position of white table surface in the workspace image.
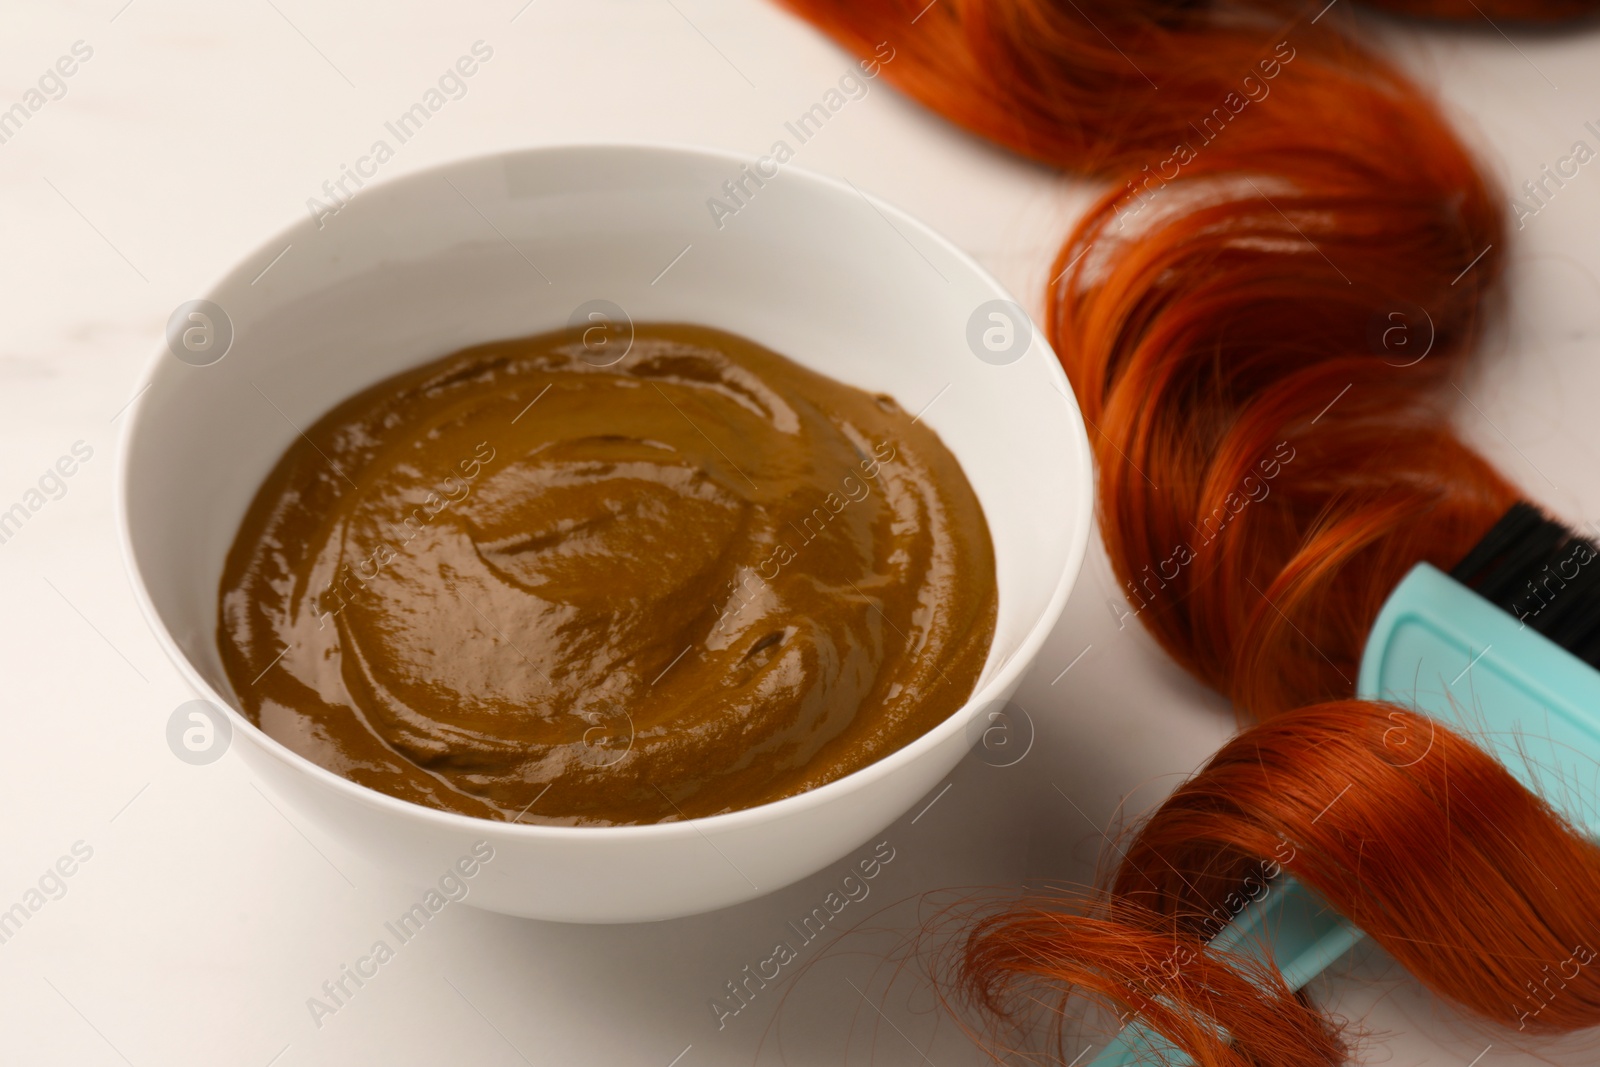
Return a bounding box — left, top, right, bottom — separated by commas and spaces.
3, 2, 1599, 1064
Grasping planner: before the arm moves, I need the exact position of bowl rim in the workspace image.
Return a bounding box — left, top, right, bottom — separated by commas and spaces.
114, 139, 1095, 842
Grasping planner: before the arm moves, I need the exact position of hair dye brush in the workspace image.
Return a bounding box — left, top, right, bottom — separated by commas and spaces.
1093, 502, 1600, 1066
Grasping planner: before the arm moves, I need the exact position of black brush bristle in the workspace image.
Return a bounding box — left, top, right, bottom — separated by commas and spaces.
1450, 502, 1600, 669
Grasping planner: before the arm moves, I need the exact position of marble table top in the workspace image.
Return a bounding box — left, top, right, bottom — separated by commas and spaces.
3, 2, 1598, 1064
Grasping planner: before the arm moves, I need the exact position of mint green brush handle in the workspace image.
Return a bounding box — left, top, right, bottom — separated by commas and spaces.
1088, 563, 1600, 1066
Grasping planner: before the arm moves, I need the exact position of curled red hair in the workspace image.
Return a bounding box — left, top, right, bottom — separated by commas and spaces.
777, 0, 1600, 1062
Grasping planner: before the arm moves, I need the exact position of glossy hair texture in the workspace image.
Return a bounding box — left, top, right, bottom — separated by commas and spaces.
778, 0, 1600, 1062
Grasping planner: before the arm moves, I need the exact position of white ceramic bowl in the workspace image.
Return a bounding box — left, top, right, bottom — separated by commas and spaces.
118, 144, 1092, 923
